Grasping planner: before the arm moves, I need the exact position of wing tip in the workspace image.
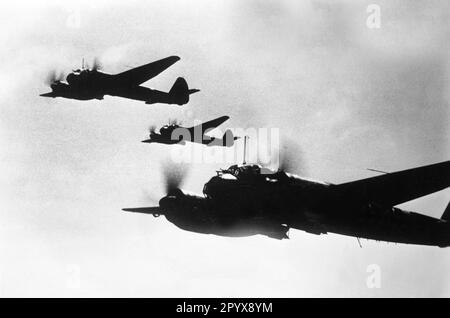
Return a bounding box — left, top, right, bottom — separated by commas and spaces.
169, 55, 181, 62
189, 89, 200, 95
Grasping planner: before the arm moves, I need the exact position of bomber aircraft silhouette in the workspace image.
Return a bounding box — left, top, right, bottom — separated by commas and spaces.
142, 115, 239, 147
40, 56, 199, 105
123, 155, 450, 247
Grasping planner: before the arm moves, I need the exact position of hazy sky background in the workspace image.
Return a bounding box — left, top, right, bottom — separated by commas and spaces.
0, 0, 449, 297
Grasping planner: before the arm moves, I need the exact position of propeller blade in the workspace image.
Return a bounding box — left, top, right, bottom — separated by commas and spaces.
149, 125, 157, 134
256, 136, 306, 174
130, 162, 189, 217
46, 70, 56, 85
279, 147, 293, 172
162, 162, 189, 194
278, 137, 306, 174
140, 188, 161, 206
92, 57, 102, 71
45, 70, 64, 85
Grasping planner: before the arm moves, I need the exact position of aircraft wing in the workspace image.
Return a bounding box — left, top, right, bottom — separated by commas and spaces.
334, 160, 450, 207
114, 56, 180, 86
188, 116, 230, 136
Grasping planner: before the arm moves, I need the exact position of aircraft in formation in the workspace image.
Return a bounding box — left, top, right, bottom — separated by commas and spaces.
41, 56, 199, 105
142, 115, 239, 147
42, 54, 449, 247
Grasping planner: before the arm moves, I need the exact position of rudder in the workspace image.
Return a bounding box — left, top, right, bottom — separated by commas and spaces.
222, 129, 239, 147
169, 77, 199, 105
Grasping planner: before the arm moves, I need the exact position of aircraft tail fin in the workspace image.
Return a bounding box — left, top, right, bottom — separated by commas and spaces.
168, 77, 199, 105
222, 129, 240, 147
441, 201, 450, 221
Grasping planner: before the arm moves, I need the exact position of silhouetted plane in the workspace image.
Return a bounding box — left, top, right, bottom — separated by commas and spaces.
123, 159, 450, 247
40, 56, 199, 105
142, 115, 239, 147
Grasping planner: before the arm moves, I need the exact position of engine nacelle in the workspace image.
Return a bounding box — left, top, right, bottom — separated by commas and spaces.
66, 73, 78, 85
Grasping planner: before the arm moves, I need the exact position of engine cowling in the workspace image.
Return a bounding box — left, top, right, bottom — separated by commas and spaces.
66, 73, 78, 85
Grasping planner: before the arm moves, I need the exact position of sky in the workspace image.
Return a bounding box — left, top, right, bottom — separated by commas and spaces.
0, 0, 449, 297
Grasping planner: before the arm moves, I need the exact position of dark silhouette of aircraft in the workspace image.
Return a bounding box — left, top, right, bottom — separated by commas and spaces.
142, 115, 239, 147
40, 56, 199, 105
123, 156, 450, 247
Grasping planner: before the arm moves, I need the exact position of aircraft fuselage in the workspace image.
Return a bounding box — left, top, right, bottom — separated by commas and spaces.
42, 71, 189, 104
157, 170, 450, 247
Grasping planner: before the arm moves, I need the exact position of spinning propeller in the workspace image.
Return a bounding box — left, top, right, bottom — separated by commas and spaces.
148, 125, 157, 134
123, 163, 189, 216
45, 70, 65, 85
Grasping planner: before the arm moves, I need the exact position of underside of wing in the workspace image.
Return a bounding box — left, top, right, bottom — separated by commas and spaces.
334, 160, 450, 207
114, 56, 180, 86
188, 116, 230, 136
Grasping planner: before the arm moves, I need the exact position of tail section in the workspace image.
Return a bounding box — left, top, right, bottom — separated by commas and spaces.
441, 201, 450, 221
168, 77, 199, 105
222, 129, 240, 147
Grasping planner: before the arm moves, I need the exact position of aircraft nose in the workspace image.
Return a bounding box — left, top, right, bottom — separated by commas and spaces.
159, 196, 178, 211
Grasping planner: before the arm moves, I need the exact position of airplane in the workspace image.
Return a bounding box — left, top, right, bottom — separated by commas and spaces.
142, 115, 240, 147
123, 152, 450, 247
40, 56, 199, 105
